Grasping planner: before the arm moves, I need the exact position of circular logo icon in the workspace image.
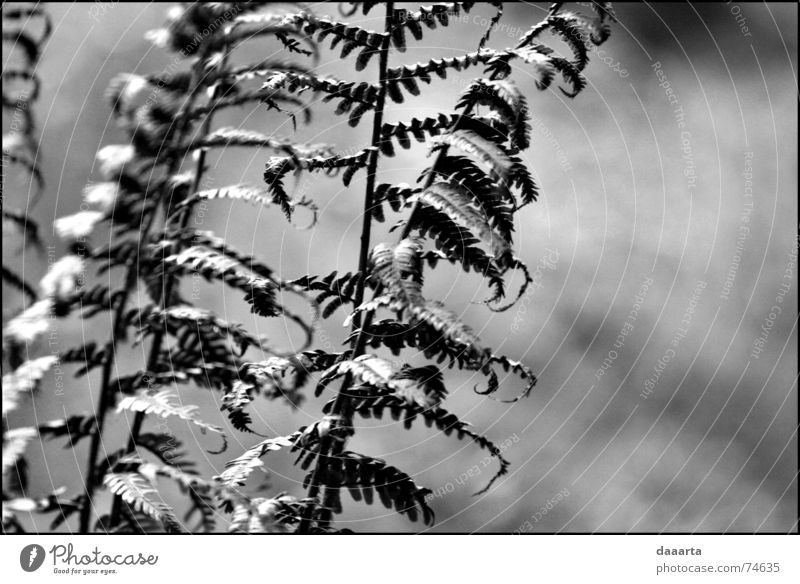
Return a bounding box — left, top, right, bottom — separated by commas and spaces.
20, 544, 46, 572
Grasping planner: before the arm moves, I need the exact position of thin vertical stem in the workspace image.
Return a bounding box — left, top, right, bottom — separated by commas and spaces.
297, 1, 395, 533
301, 4, 561, 530
340, 16, 553, 364
78, 261, 141, 532
106, 51, 230, 529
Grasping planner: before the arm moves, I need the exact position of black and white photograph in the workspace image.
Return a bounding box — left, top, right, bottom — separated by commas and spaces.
1, 0, 797, 579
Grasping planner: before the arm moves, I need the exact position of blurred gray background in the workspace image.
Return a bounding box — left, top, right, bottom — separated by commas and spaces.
4, 2, 797, 532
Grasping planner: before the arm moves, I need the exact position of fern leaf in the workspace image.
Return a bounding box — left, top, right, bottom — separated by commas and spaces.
309, 451, 434, 524
142, 305, 263, 356
457, 79, 531, 150
348, 240, 486, 355
162, 229, 275, 279
103, 472, 186, 533
180, 184, 274, 210
421, 154, 515, 238
278, 12, 387, 70
285, 270, 365, 317
430, 129, 512, 182
384, 50, 498, 99
38, 415, 96, 446
409, 181, 512, 263
2, 356, 57, 413
1, 427, 37, 478
260, 72, 378, 124
228, 494, 307, 533
221, 351, 341, 432
191, 127, 330, 157
393, 3, 478, 47
350, 316, 534, 401
133, 433, 194, 471
331, 395, 509, 494
141, 462, 218, 532
379, 113, 454, 156
163, 247, 281, 317
2, 299, 52, 349
411, 219, 508, 304
509, 155, 539, 207
215, 433, 301, 487
372, 183, 419, 222
316, 354, 399, 397
545, 13, 592, 71
117, 390, 226, 440
264, 148, 375, 219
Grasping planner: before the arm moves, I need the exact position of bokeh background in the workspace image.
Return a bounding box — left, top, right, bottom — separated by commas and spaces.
3, 2, 797, 533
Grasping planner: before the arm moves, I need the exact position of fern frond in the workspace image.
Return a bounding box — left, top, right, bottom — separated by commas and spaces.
350, 318, 482, 369
228, 494, 307, 533
316, 354, 398, 397
133, 433, 195, 471
457, 79, 531, 150
260, 72, 378, 126
421, 154, 515, 238
285, 270, 364, 318
2, 356, 57, 413
482, 354, 537, 402
179, 184, 273, 210
163, 247, 281, 317
1, 427, 37, 478
141, 462, 218, 532
408, 181, 512, 263
392, 3, 477, 48
161, 229, 275, 279
308, 451, 434, 524
38, 415, 96, 447
117, 390, 226, 440
545, 13, 592, 71
190, 127, 330, 157
141, 305, 263, 356
215, 433, 301, 488
2, 299, 52, 351
348, 240, 487, 355
349, 316, 534, 401
372, 183, 419, 221
327, 395, 509, 493
264, 148, 375, 219
379, 113, 456, 156
221, 350, 343, 431
384, 51, 496, 100
509, 155, 539, 207
429, 129, 512, 181
103, 471, 185, 533
588, 2, 617, 45
277, 12, 387, 70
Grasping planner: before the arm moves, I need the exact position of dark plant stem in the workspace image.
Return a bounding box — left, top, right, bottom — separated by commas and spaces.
301, 5, 564, 530
79, 91, 209, 531
78, 262, 144, 532
106, 58, 229, 528
341, 15, 552, 355
298, 2, 394, 533
77, 44, 228, 531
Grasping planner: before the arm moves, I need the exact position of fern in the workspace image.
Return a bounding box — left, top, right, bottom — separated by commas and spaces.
2, 356, 57, 413
2, 1, 612, 533
117, 390, 226, 442
103, 471, 185, 533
